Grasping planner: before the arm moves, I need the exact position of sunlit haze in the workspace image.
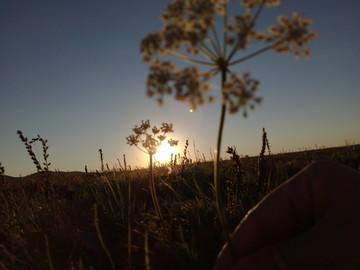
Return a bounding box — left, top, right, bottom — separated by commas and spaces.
154, 143, 178, 164
1, 0, 359, 177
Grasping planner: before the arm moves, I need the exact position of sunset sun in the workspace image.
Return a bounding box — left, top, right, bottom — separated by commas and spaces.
154, 143, 177, 163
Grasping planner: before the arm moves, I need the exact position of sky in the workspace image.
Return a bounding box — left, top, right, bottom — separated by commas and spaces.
1, 0, 359, 177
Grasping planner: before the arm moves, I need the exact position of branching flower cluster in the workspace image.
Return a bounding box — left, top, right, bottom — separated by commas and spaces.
126, 120, 178, 155
141, 0, 317, 114
223, 72, 261, 116
147, 61, 214, 109
269, 12, 318, 59
140, 0, 318, 256
126, 120, 178, 223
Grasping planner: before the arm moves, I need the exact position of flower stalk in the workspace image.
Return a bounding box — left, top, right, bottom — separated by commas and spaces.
214, 67, 232, 245
126, 120, 178, 222
140, 0, 317, 259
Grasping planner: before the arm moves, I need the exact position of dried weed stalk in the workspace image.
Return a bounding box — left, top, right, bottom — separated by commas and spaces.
257, 127, 271, 190
226, 147, 243, 216
17, 130, 54, 198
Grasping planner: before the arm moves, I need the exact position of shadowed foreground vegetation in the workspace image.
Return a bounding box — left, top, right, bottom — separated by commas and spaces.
1, 144, 359, 270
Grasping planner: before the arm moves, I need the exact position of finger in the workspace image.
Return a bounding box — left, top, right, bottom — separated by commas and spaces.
230, 215, 360, 270
215, 161, 360, 270
214, 162, 317, 270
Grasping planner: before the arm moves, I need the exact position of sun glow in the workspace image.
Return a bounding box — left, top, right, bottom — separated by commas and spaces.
154, 143, 177, 163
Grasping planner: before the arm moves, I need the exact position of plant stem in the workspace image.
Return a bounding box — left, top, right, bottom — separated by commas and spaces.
210, 25, 222, 56
198, 43, 217, 62
214, 68, 236, 256
168, 50, 216, 67
149, 154, 163, 221
144, 231, 151, 270
229, 41, 281, 66
94, 204, 117, 270
44, 235, 55, 270
127, 171, 132, 270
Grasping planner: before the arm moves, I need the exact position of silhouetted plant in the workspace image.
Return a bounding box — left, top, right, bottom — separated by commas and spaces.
141, 0, 317, 254
0, 162, 5, 184
257, 127, 271, 190
17, 130, 53, 198
17, 131, 46, 173
181, 139, 191, 167
17, 132, 45, 165
226, 146, 243, 185
225, 146, 243, 217
126, 120, 178, 221
98, 148, 105, 172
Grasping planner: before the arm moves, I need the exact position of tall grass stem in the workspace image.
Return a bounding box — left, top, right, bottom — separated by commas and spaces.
45, 235, 55, 270
94, 204, 116, 270
214, 68, 236, 257
149, 154, 163, 221
144, 231, 151, 270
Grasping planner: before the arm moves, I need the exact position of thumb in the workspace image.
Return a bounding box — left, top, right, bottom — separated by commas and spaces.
229, 222, 360, 270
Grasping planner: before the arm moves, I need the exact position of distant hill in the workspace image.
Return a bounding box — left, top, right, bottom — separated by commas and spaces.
4, 144, 359, 183
4, 171, 88, 183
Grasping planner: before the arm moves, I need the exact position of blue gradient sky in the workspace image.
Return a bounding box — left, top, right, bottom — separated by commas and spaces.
1, 0, 359, 177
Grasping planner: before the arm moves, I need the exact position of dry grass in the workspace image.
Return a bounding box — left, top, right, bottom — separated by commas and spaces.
1, 133, 359, 269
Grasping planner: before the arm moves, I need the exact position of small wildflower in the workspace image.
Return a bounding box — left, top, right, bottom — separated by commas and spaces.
126, 120, 178, 155
160, 122, 174, 133
152, 127, 160, 135
226, 14, 273, 49
146, 61, 176, 104
126, 134, 139, 146
168, 138, 179, 147
157, 135, 166, 142
173, 67, 213, 111
146, 60, 213, 111
269, 12, 318, 59
226, 13, 254, 49
223, 72, 262, 116
140, 32, 165, 63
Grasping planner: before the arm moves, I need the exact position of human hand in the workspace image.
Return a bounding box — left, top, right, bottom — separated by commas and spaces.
214, 160, 360, 270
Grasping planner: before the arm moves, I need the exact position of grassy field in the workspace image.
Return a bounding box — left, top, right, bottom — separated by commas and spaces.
1, 144, 359, 270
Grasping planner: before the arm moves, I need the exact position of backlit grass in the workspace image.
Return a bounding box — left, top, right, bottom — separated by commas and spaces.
1, 139, 359, 269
